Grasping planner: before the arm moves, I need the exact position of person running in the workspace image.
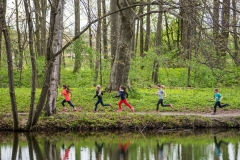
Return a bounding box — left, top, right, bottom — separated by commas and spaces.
154, 84, 173, 112
93, 85, 112, 112
210, 88, 230, 115
116, 85, 134, 112
60, 85, 78, 112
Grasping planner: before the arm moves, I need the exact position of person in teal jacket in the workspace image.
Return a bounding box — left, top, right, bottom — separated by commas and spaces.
211, 88, 230, 115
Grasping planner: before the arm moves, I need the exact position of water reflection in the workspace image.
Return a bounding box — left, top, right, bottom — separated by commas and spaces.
1, 130, 240, 160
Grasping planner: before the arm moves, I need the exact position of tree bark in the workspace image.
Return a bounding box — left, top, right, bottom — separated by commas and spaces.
152, 1, 163, 84
40, 0, 47, 56
110, 0, 119, 66
144, 0, 151, 52
1, 0, 18, 130
87, 0, 93, 69
231, 0, 239, 65
15, 0, 24, 87
44, 0, 63, 116
102, 0, 108, 59
33, 0, 41, 56
73, 0, 81, 73
107, 0, 136, 91
24, 0, 37, 131
94, 0, 102, 85
139, 0, 144, 57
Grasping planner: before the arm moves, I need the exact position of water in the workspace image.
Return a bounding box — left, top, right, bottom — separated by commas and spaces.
0, 129, 240, 160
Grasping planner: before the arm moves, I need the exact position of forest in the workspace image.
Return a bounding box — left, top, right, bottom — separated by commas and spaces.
0, 0, 239, 131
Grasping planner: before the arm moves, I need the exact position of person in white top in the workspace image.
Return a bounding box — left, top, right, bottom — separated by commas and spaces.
154, 84, 173, 112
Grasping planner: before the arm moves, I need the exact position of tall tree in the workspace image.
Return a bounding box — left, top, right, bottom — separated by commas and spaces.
87, 0, 93, 68
94, 0, 102, 85
40, 0, 47, 56
139, 0, 144, 57
1, 0, 18, 130
110, 0, 119, 66
218, 0, 230, 65
44, 0, 64, 116
73, 0, 82, 73
231, 0, 239, 65
144, 0, 151, 52
107, 0, 136, 90
102, 0, 108, 59
152, 1, 163, 84
33, 0, 41, 56
213, 0, 220, 57
24, 0, 37, 131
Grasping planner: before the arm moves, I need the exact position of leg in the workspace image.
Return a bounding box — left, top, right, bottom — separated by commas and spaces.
94, 100, 100, 111
118, 100, 123, 110
213, 102, 220, 113
62, 99, 67, 111
219, 102, 230, 108
62, 99, 66, 107
67, 101, 75, 108
160, 99, 171, 107
156, 99, 161, 111
123, 99, 133, 110
67, 101, 78, 111
100, 99, 110, 107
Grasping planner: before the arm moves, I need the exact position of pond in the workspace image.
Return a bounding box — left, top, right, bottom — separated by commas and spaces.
0, 129, 240, 160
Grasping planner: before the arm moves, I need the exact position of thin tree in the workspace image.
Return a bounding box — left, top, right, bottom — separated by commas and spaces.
24, 0, 37, 131
110, 0, 119, 66
144, 0, 151, 52
152, 0, 163, 84
1, 0, 18, 130
73, 0, 82, 73
94, 0, 102, 85
102, 0, 108, 59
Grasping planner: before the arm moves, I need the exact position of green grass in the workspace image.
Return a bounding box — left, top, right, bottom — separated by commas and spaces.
0, 87, 239, 113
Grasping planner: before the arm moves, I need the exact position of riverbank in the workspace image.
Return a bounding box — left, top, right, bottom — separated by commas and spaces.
1, 110, 240, 131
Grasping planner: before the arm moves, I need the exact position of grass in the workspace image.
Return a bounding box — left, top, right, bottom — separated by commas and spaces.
0, 87, 239, 114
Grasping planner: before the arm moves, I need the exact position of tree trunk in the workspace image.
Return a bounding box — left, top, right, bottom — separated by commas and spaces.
107, 0, 136, 91
218, 0, 230, 65
44, 0, 63, 116
213, 0, 220, 56
152, 1, 163, 84
180, 0, 196, 87
144, 0, 150, 52
231, 0, 239, 66
73, 0, 81, 73
139, 0, 144, 57
1, 0, 18, 130
40, 0, 47, 56
0, 2, 2, 65
102, 0, 108, 59
87, 0, 93, 69
15, 0, 24, 87
24, 0, 37, 131
110, 0, 119, 66
33, 0, 41, 56
94, 0, 101, 85
164, 12, 171, 50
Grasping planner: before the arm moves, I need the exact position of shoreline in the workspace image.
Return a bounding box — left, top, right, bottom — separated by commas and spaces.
1, 112, 240, 131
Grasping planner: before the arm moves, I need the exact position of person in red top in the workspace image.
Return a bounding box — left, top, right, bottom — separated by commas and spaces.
60, 85, 78, 112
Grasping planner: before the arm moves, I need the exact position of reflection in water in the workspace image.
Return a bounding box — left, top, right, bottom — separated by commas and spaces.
1, 130, 240, 160
214, 136, 228, 159
61, 143, 74, 160
95, 141, 104, 160
155, 140, 172, 160
118, 141, 130, 160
